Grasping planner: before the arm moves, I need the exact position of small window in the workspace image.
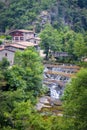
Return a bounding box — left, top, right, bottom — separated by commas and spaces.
20, 37, 24, 41
34, 40, 36, 44
15, 37, 19, 40
5, 53, 7, 57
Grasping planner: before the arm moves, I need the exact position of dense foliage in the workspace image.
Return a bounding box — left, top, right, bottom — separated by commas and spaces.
5, 47, 43, 95
63, 68, 87, 130
40, 24, 87, 61
0, 0, 56, 32
0, 0, 87, 33
0, 56, 87, 129
0, 48, 45, 129
0, 0, 87, 129
52, 0, 87, 32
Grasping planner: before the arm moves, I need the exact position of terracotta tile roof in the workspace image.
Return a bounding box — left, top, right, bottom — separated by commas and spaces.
0, 48, 4, 51
9, 29, 34, 33
5, 44, 26, 49
15, 42, 38, 47
18, 29, 34, 33
0, 46, 4, 51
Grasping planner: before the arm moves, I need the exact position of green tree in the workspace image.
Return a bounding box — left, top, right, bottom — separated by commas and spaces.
0, 58, 10, 71
5, 47, 43, 95
63, 68, 87, 130
40, 24, 62, 60
6, 35, 12, 40
62, 30, 76, 53
73, 33, 87, 59
0, 58, 9, 90
0, 89, 24, 129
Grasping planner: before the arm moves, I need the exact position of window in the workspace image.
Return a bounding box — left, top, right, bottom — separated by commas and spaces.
20, 37, 24, 41
34, 40, 36, 44
15, 37, 19, 41
5, 53, 7, 57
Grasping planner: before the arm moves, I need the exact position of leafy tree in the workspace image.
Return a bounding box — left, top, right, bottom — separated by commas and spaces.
0, 0, 56, 32
6, 35, 12, 40
62, 30, 76, 53
0, 58, 10, 71
0, 58, 10, 90
73, 33, 87, 60
0, 88, 37, 129
0, 0, 87, 33
0, 89, 23, 129
63, 68, 87, 130
40, 24, 62, 60
40, 0, 56, 10
5, 47, 43, 95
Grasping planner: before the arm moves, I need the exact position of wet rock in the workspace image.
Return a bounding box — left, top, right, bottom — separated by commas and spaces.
36, 96, 51, 111
36, 103, 51, 111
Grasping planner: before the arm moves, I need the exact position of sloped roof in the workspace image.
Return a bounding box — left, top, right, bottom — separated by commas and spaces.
0, 46, 4, 51
5, 44, 26, 49
0, 48, 4, 51
15, 41, 38, 47
0, 47, 15, 53
9, 29, 34, 34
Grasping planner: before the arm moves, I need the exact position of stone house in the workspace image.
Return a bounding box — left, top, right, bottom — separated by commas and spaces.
9, 29, 35, 42
0, 29, 41, 65
27, 37, 41, 45
0, 44, 26, 65
0, 47, 15, 65
0, 40, 40, 65
9, 29, 41, 45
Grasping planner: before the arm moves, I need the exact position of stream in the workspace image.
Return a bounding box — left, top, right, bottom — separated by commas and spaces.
36, 63, 80, 113
43, 64, 80, 100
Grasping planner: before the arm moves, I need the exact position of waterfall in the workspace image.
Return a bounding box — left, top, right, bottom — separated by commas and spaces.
50, 85, 60, 99
44, 64, 79, 100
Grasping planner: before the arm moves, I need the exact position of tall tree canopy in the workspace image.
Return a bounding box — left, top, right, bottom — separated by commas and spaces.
40, 24, 62, 59
40, 24, 87, 61
0, 0, 87, 33
63, 68, 87, 130
5, 47, 43, 95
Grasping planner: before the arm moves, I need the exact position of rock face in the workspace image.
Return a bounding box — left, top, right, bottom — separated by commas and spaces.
35, 96, 62, 115
36, 96, 62, 115
36, 96, 51, 111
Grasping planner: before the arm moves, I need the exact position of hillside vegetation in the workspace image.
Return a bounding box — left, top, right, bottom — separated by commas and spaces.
0, 1, 87, 130
0, 0, 87, 33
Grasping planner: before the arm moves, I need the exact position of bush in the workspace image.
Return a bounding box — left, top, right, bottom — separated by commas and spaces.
77, 61, 87, 68
6, 35, 12, 40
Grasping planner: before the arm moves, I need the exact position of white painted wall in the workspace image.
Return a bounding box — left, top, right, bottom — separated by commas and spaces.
24, 32, 34, 41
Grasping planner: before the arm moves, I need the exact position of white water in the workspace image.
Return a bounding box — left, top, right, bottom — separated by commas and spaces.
44, 64, 78, 100
50, 85, 60, 99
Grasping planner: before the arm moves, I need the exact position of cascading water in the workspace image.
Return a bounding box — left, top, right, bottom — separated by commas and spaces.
44, 64, 80, 100
50, 85, 60, 99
